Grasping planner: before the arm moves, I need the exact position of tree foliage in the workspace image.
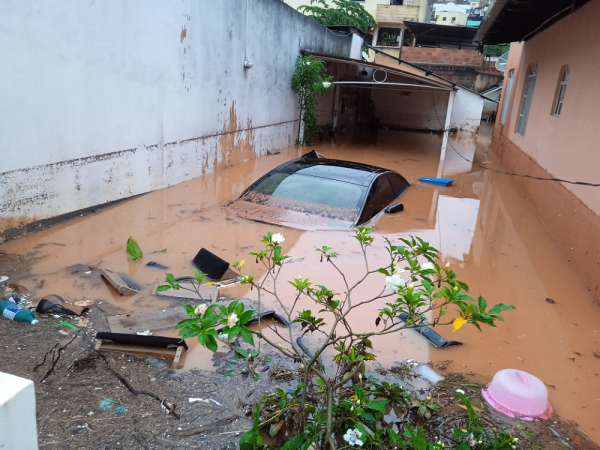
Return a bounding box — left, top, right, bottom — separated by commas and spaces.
298, 0, 377, 34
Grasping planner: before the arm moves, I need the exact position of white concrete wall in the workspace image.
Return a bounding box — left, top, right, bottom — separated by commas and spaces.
0, 0, 352, 232
371, 89, 450, 131
450, 88, 484, 132
0, 372, 39, 450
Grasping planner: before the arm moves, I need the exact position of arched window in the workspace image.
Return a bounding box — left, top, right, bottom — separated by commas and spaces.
500, 69, 514, 124
552, 65, 570, 116
516, 64, 538, 136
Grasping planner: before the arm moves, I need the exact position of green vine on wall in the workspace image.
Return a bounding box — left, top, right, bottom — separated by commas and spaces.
292, 56, 333, 145
291, 55, 333, 145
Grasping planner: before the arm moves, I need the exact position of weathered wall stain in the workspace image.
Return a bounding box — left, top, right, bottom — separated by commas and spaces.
0, 0, 350, 233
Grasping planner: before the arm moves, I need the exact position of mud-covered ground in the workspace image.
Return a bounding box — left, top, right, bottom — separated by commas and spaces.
0, 257, 597, 449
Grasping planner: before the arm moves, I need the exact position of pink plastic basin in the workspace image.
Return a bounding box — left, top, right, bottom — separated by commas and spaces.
482, 369, 552, 421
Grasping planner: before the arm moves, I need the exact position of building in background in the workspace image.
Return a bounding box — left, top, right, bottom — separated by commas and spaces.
431, 2, 469, 25
398, 21, 502, 91
477, 0, 600, 299
283, 0, 433, 61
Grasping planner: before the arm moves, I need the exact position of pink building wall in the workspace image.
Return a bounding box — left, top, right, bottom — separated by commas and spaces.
492, 0, 600, 300
495, 0, 600, 214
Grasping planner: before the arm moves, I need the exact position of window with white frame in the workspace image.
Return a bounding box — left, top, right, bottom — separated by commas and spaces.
552, 65, 569, 116
516, 64, 538, 136
500, 69, 514, 124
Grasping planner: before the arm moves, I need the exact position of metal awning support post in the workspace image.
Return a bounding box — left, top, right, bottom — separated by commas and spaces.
440, 91, 455, 163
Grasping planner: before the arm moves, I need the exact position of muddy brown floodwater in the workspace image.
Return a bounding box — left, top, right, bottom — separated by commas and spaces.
1, 125, 599, 445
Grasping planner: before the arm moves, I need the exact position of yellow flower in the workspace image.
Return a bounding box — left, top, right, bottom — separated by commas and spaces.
453, 317, 468, 332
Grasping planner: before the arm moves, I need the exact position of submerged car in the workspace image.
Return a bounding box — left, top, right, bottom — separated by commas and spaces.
229, 153, 409, 230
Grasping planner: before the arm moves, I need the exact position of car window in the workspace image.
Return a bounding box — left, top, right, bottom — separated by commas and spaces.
388, 173, 408, 195
359, 176, 395, 223
241, 173, 366, 221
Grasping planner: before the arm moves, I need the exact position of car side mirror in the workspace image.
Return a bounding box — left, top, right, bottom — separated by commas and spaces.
384, 203, 404, 214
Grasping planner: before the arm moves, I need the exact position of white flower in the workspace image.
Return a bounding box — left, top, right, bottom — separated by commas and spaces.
322, 81, 332, 88
343, 428, 364, 447
467, 433, 476, 447
385, 274, 406, 293
394, 267, 405, 275
227, 313, 239, 326
218, 332, 235, 343
421, 261, 435, 271
445, 262, 451, 268
455, 389, 465, 395
272, 233, 285, 244
194, 304, 207, 316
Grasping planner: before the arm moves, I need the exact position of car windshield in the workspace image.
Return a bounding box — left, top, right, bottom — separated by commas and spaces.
239, 172, 366, 222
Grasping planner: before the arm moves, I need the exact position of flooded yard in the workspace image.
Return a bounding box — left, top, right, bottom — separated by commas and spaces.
1, 125, 599, 445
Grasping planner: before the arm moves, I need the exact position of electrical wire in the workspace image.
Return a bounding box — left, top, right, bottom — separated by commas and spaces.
430, 92, 600, 187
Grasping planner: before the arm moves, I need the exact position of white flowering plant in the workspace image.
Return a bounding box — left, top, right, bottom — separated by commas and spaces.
164, 228, 515, 449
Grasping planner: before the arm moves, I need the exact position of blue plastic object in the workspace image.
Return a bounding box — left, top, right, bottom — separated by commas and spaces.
418, 177, 454, 187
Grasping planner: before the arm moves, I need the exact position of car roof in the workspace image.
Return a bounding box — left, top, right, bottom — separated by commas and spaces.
274, 157, 390, 187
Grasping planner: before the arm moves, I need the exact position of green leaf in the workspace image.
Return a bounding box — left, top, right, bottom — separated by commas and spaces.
238, 310, 254, 325
239, 327, 255, 346
413, 426, 427, 450
281, 432, 309, 450
235, 348, 250, 358
155, 284, 171, 292
183, 304, 195, 315
477, 296, 488, 312
194, 269, 206, 283
377, 268, 390, 276
421, 278, 433, 294
234, 301, 245, 318
126, 237, 143, 261
239, 431, 260, 450
160, 248, 167, 253
205, 334, 218, 353
489, 303, 516, 314
365, 399, 389, 413
228, 301, 239, 315
359, 411, 376, 423
227, 325, 242, 339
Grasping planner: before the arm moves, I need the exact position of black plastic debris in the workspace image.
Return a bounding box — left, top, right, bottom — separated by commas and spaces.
398, 312, 462, 348
192, 248, 229, 280
384, 203, 404, 214
146, 261, 169, 270
36, 294, 90, 316
96, 332, 188, 350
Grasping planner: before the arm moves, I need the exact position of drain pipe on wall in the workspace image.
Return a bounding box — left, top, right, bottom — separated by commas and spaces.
244, 0, 253, 69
